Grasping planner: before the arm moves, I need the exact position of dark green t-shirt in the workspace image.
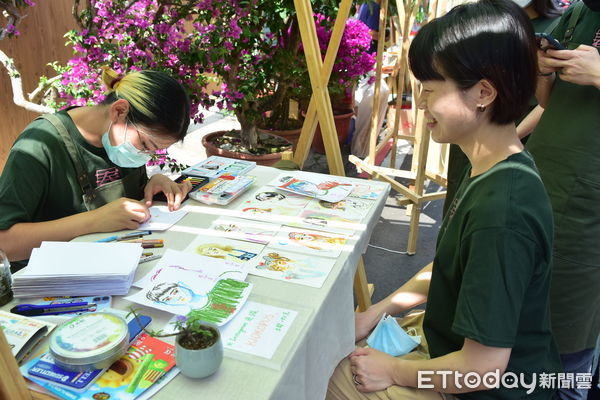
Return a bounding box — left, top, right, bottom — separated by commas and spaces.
424, 151, 561, 399
0, 111, 147, 268
526, 5, 600, 354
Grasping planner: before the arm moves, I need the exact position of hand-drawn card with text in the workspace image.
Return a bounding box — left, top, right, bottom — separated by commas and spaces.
220, 301, 298, 359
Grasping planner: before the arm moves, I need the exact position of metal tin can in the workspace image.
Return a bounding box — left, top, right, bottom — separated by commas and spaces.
49, 312, 129, 371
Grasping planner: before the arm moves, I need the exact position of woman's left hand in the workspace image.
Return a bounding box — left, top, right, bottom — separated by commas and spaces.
349, 347, 399, 392
144, 174, 192, 211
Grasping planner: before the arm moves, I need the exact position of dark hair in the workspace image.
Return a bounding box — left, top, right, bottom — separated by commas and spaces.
409, 0, 538, 124
533, 0, 564, 19
101, 68, 191, 140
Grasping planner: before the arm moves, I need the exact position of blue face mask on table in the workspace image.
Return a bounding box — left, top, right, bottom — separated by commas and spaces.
102, 122, 152, 168
366, 314, 421, 357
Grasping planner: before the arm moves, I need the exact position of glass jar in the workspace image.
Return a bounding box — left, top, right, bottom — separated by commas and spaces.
0, 250, 13, 306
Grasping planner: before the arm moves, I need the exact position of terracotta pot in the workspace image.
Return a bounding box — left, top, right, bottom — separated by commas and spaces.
257, 127, 302, 151
312, 109, 354, 154
201, 131, 292, 167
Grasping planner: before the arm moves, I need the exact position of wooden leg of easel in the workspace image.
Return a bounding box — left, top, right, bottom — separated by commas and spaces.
0, 330, 56, 399
354, 256, 374, 312
407, 203, 421, 255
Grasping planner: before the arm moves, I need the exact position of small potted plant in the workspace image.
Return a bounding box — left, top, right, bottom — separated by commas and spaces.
172, 313, 223, 379
130, 309, 223, 379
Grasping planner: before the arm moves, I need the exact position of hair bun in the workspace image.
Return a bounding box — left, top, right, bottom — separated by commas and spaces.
101, 66, 123, 92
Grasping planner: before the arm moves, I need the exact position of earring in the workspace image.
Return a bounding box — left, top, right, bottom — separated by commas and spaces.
477, 104, 487, 112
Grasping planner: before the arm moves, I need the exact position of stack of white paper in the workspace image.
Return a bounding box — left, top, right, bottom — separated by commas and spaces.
13, 242, 143, 298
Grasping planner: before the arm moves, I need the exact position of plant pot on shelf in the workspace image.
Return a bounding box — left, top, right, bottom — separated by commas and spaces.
175, 323, 223, 379
311, 108, 354, 154
201, 130, 293, 167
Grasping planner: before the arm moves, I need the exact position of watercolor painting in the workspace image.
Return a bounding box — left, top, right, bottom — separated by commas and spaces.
285, 209, 362, 235
243, 189, 311, 208
184, 236, 265, 264
349, 183, 388, 200
268, 172, 354, 203
126, 251, 252, 325
235, 202, 301, 218
250, 248, 336, 288
269, 228, 349, 258
209, 217, 280, 244
304, 197, 374, 219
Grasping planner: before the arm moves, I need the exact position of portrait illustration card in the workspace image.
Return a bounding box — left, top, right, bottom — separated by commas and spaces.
303, 197, 374, 219
349, 182, 387, 200
268, 228, 349, 258
268, 173, 354, 203
126, 250, 252, 325
234, 201, 301, 219
209, 217, 280, 245
184, 236, 265, 265
286, 209, 361, 235
242, 189, 311, 208
249, 248, 336, 288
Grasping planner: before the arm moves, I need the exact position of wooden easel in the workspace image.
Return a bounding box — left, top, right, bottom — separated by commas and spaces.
293, 0, 373, 310
0, 330, 56, 399
350, 0, 454, 255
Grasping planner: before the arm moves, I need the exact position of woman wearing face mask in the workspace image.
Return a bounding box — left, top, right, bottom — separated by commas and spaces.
0, 67, 192, 270
328, 1, 561, 399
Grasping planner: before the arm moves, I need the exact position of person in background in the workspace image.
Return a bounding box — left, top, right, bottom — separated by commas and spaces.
446, 0, 564, 216
515, 0, 565, 138
328, 0, 561, 398
0, 67, 192, 271
525, 0, 600, 398
358, 0, 381, 54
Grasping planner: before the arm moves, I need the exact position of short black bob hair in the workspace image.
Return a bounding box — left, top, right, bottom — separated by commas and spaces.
409, 0, 538, 125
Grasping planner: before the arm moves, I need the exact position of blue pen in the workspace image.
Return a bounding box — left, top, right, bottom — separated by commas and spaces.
96, 235, 118, 242
10, 302, 97, 317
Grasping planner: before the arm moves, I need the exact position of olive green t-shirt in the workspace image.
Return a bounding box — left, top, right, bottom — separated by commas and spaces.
0, 111, 146, 268
526, 5, 600, 353
424, 151, 561, 399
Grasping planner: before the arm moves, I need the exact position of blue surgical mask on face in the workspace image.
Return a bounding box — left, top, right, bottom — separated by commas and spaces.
102, 121, 152, 168
366, 314, 422, 356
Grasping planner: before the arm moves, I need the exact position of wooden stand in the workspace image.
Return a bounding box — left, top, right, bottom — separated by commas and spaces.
350, 0, 454, 255
293, 0, 374, 310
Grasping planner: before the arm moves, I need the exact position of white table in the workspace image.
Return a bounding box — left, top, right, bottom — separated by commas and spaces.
29, 166, 390, 400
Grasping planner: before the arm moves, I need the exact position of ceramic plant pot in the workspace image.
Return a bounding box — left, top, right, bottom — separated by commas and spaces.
175, 325, 223, 379
201, 131, 292, 167
311, 108, 354, 154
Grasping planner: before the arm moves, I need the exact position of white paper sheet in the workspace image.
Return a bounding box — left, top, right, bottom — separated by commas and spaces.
138, 206, 188, 231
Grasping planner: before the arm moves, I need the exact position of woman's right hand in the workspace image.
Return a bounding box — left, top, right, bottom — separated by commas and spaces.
355, 306, 383, 342
537, 48, 560, 76
90, 198, 150, 232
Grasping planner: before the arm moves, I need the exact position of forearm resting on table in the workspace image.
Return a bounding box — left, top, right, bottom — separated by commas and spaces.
370, 262, 432, 316
393, 339, 511, 394
0, 212, 101, 261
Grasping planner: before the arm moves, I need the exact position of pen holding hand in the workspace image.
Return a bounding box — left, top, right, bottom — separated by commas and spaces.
90, 198, 151, 232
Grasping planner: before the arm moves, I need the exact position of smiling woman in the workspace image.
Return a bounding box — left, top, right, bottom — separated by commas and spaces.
327, 0, 562, 399
0, 67, 192, 269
